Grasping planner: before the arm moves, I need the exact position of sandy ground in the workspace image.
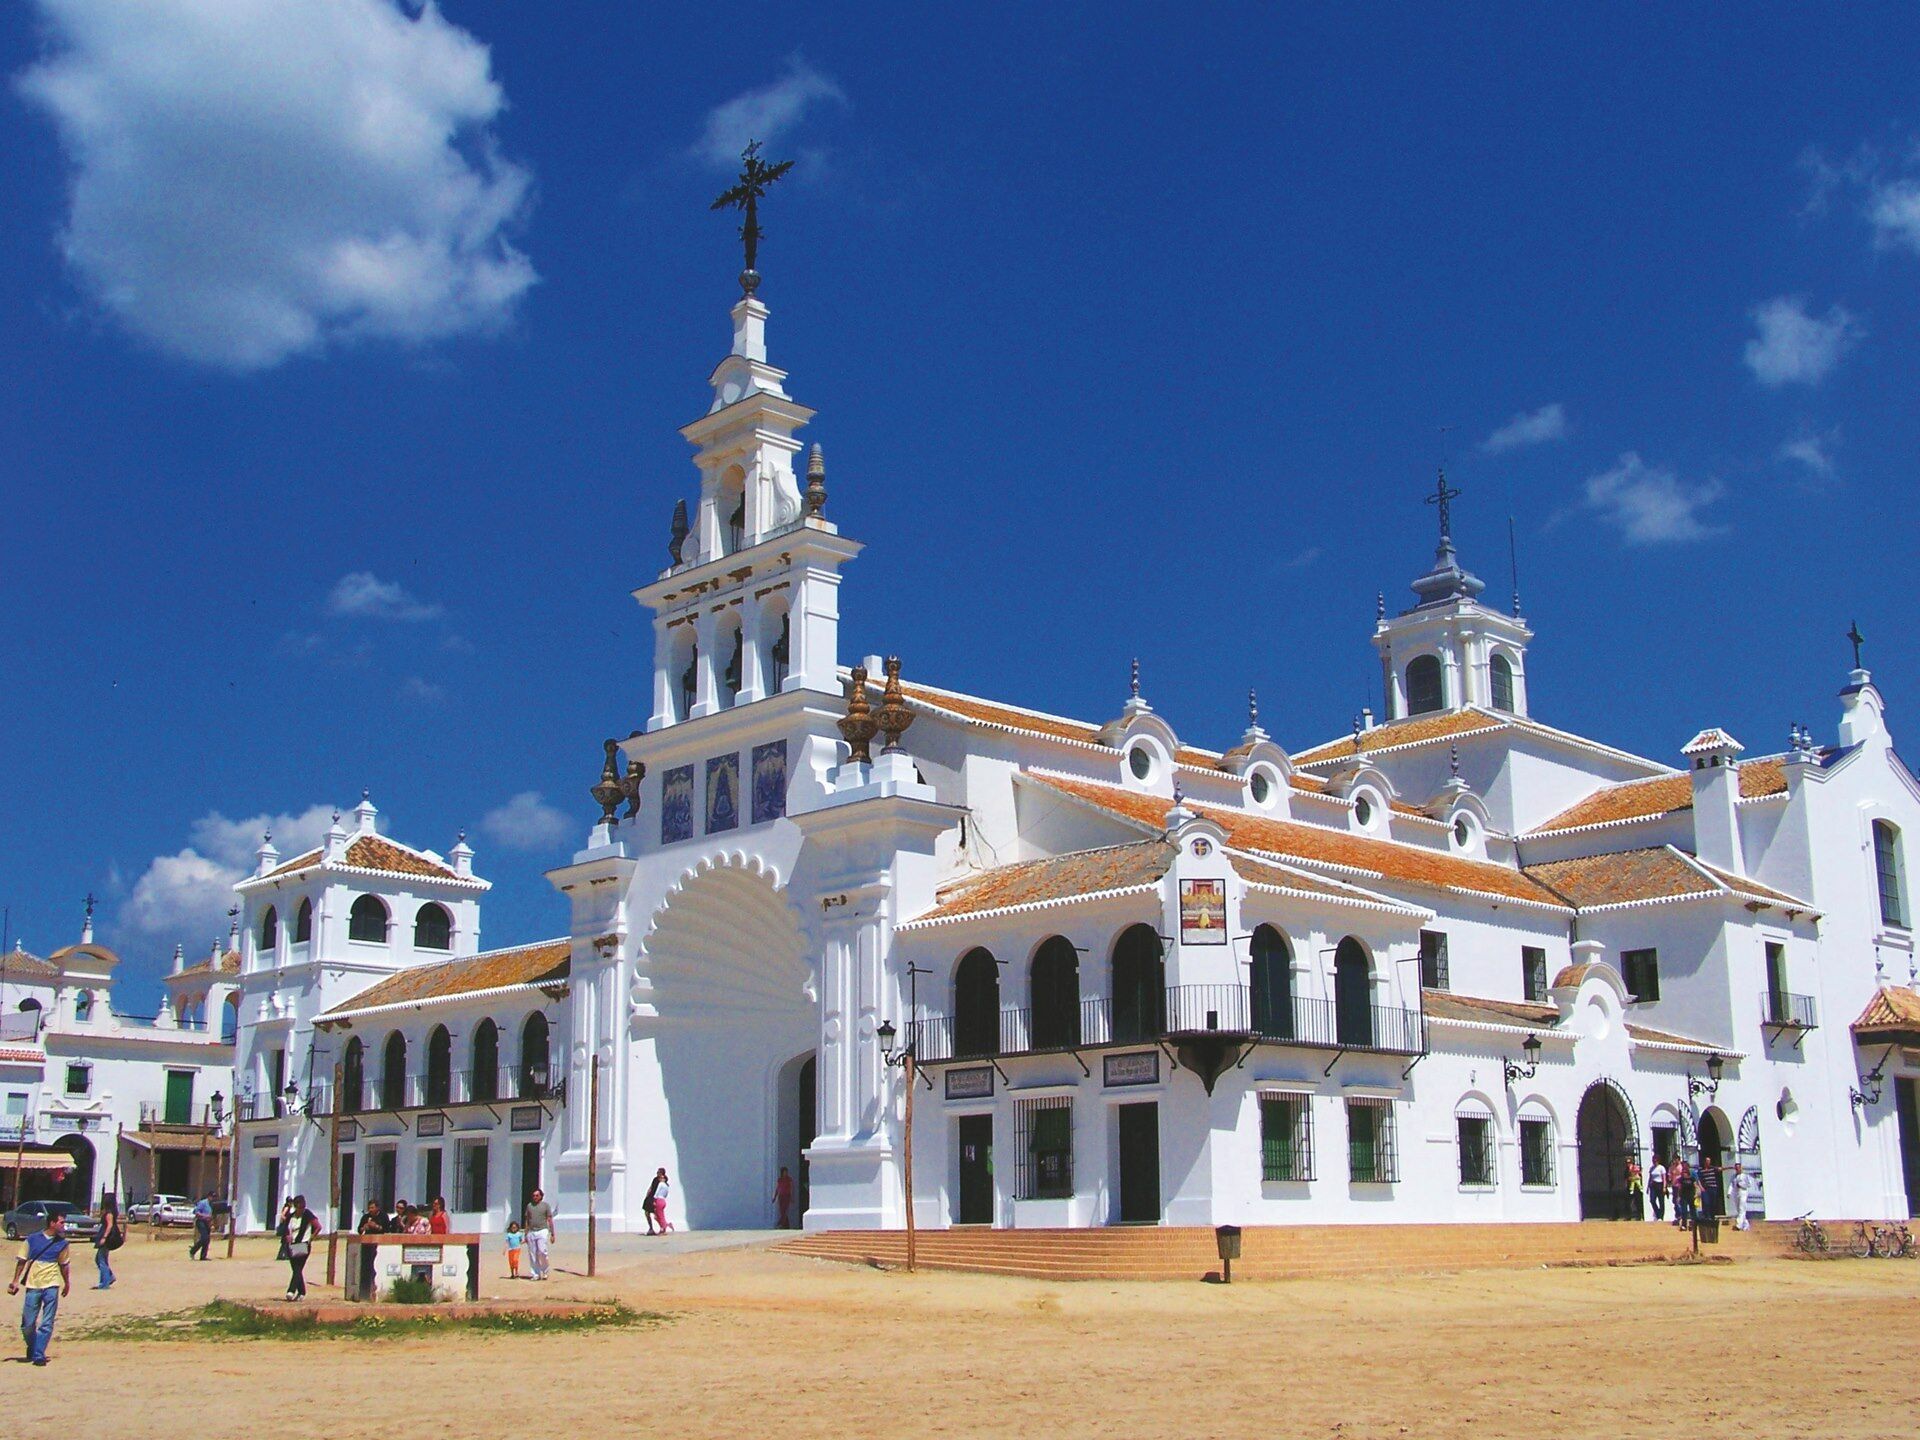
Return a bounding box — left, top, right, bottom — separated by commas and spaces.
7, 1228, 1918, 1438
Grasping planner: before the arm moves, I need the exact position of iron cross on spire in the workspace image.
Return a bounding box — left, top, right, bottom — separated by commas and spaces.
711, 139, 795, 298
1848, 619, 1866, 670
1426, 468, 1462, 543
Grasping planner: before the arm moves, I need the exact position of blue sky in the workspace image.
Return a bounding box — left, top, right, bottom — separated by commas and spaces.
4, 4, 1918, 1011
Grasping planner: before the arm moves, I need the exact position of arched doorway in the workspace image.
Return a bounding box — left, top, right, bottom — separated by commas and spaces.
953, 948, 1000, 1057
1577, 1081, 1637, 1220
1696, 1108, 1728, 1217
1250, 925, 1294, 1038
775, 1050, 817, 1229
52, 1134, 94, 1209
1111, 924, 1165, 1043
1333, 938, 1373, 1047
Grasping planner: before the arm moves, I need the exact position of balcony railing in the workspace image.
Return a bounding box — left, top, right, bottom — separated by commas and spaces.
138, 1102, 221, 1130
909, 984, 1426, 1063
1760, 989, 1818, 1031
238, 1065, 564, 1122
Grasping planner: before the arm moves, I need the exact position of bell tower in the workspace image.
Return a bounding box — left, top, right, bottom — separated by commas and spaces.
1373, 471, 1533, 720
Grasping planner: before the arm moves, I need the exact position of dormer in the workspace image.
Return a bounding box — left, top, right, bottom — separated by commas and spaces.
1096, 664, 1183, 797
1218, 695, 1295, 818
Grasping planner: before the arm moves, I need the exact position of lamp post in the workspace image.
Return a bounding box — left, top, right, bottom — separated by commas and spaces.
877, 1019, 916, 1274
1850, 1054, 1888, 1109
1687, 1052, 1725, 1102
1502, 1033, 1542, 1089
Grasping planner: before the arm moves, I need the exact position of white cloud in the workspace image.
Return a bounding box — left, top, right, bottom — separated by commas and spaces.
398, 676, 446, 704
1743, 296, 1859, 387
327, 571, 443, 622
1279, 546, 1322, 570
120, 803, 340, 944
1481, 403, 1568, 454
1779, 430, 1839, 481
1867, 177, 1920, 255
480, 791, 572, 852
1582, 452, 1725, 546
17, 0, 535, 371
694, 58, 845, 169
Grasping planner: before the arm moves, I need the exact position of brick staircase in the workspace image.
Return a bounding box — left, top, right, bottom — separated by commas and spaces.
780, 1220, 1780, 1282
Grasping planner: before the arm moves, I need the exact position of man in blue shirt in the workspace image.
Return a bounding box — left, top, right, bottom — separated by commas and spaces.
188, 1192, 214, 1261
8, 1210, 72, 1366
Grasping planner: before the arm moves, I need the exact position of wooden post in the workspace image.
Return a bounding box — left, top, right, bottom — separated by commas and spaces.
586, 1053, 600, 1278
147, 1142, 159, 1241
196, 1102, 211, 1208
110, 1122, 123, 1207
326, 1060, 343, 1286
225, 1103, 238, 1258
10, 1113, 28, 1211
903, 1049, 917, 1275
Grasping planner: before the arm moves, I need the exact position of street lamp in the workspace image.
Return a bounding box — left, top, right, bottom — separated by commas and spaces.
1503, 1033, 1542, 1088
876, 1018, 917, 1274
209, 1091, 225, 1125
1687, 1053, 1725, 1101
1851, 1058, 1887, 1109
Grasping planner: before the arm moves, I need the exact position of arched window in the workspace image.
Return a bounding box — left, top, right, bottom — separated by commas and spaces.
381, 1031, 407, 1110
73, 990, 94, 1023
19, 998, 41, 1036
680, 641, 699, 720
221, 992, 239, 1042
768, 611, 791, 691
259, 906, 279, 954
1490, 652, 1515, 712
471, 1019, 500, 1103
1029, 936, 1081, 1049
414, 903, 452, 951
1406, 655, 1444, 715
728, 495, 746, 552
341, 1037, 365, 1114
1873, 820, 1908, 929
723, 623, 744, 703
349, 895, 389, 944
953, 948, 1001, 1057
292, 897, 312, 945
1250, 924, 1294, 1039
1111, 924, 1166, 1043
520, 1012, 552, 1097
1334, 938, 1374, 1047
425, 1025, 452, 1106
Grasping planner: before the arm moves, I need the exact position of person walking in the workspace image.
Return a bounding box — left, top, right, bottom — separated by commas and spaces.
650, 1169, 673, 1234
774, 1166, 795, 1230
522, 1189, 554, 1280
9, 1210, 72, 1367
504, 1221, 525, 1279
1648, 1157, 1668, 1221
281, 1195, 318, 1302
188, 1191, 214, 1261
1700, 1158, 1724, 1223
1731, 1163, 1755, 1230
92, 1203, 122, 1289
642, 1170, 664, 1236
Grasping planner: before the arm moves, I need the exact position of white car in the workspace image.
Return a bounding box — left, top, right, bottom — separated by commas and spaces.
127, 1194, 194, 1226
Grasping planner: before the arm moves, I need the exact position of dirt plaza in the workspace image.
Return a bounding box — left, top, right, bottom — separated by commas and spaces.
9, 1232, 1918, 1439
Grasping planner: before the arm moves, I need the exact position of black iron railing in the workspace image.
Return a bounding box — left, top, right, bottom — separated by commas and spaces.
1760, 989, 1817, 1030
239, 1066, 562, 1121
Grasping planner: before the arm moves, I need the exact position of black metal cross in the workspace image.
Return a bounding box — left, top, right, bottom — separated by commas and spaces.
1426, 468, 1462, 542
1848, 619, 1865, 669
710, 139, 794, 296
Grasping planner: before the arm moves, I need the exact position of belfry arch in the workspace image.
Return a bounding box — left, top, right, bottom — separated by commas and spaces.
635, 855, 815, 1231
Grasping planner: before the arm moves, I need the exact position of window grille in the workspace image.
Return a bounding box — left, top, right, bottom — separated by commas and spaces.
1457, 1115, 1493, 1185
1419, 931, 1450, 992
1873, 821, 1907, 928
1014, 1096, 1073, 1200
1520, 1118, 1554, 1187
64, 1063, 91, 1096
1346, 1099, 1398, 1184
1522, 946, 1548, 1003
1259, 1095, 1314, 1182
1622, 948, 1660, 1002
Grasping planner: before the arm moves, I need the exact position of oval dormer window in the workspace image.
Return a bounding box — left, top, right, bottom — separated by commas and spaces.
1354, 795, 1374, 828
1250, 771, 1272, 805
1454, 816, 1472, 848
1128, 745, 1152, 781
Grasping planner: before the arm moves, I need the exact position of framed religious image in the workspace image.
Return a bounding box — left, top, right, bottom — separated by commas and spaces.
416, 1113, 446, 1137
751, 739, 788, 824
706, 752, 741, 834
1179, 878, 1228, 944
660, 765, 694, 845
1103, 1051, 1160, 1088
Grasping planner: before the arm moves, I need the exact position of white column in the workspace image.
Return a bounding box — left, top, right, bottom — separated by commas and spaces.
690, 609, 721, 718
739, 603, 768, 705
649, 619, 676, 730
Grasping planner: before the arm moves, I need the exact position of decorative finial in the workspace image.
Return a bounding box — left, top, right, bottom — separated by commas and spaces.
591, 739, 624, 825
622, 754, 646, 819
1426, 467, 1462, 545
457, 829, 466, 844
668, 498, 689, 565
710, 139, 795, 298
1376, 591, 1385, 622
362, 787, 370, 802
1848, 619, 1865, 671
1508, 514, 1522, 616
838, 666, 878, 764
1129, 657, 1140, 700
331, 809, 341, 825
1172, 778, 1185, 805
877, 656, 915, 753
804, 444, 827, 517
1450, 743, 1460, 778
1353, 714, 1363, 744
81, 892, 96, 944
1249, 689, 1259, 728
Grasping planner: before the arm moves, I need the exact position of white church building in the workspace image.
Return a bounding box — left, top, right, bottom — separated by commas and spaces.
227, 275, 1920, 1237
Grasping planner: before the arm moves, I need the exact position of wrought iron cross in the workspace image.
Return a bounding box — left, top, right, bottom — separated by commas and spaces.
1426, 468, 1462, 543
1848, 619, 1865, 669
710, 139, 794, 296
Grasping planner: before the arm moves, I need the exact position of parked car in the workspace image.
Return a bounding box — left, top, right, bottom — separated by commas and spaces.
127, 1193, 195, 1226
3, 1199, 99, 1241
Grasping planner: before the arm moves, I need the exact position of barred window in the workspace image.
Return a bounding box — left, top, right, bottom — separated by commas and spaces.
1520, 1118, 1555, 1187
1419, 930, 1450, 992
1457, 1115, 1493, 1186
1015, 1097, 1073, 1200
1873, 821, 1907, 929
1259, 1095, 1314, 1182
1346, 1099, 1398, 1184
1622, 948, 1660, 1002
1522, 946, 1548, 1003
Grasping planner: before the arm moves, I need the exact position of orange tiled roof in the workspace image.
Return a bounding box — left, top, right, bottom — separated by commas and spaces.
323, 939, 570, 1015
1227, 853, 1391, 904
1292, 710, 1509, 766
1523, 846, 1812, 913
267, 834, 461, 882
46, 941, 119, 970
1530, 757, 1789, 834
0, 948, 57, 981
1551, 961, 1610, 989
1027, 772, 1566, 908
1422, 990, 1559, 1028
908, 842, 1173, 925
1626, 1021, 1725, 1051
171, 950, 240, 982
1852, 986, 1920, 1040
898, 683, 1105, 747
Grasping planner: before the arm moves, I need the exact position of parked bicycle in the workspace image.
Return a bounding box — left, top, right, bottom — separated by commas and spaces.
1848, 1221, 1877, 1258
1793, 1213, 1828, 1255
1890, 1223, 1919, 1259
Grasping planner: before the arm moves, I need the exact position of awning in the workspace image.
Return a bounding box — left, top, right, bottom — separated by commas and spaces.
1852, 986, 1920, 1048
1, 1152, 80, 1173
120, 1131, 232, 1153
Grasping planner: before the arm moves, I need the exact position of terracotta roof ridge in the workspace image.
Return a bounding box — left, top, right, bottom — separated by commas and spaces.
935, 839, 1172, 897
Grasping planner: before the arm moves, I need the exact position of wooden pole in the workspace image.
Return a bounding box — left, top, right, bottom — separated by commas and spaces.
903, 1049, 917, 1275
225, 1101, 238, 1258
9, 1107, 27, 1210
586, 1053, 600, 1278
147, 1142, 159, 1241
326, 1060, 343, 1286
196, 1102, 211, 1209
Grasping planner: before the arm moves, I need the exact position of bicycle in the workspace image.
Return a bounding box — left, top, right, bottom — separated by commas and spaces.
1793, 1213, 1828, 1255
1848, 1221, 1876, 1258
1890, 1224, 1919, 1259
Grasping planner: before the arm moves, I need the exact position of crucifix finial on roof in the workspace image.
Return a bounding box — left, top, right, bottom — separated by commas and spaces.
84, 892, 95, 921
1426, 467, 1462, 544
711, 139, 795, 298
1848, 619, 1866, 670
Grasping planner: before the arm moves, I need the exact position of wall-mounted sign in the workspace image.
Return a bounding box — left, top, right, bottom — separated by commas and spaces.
416, 1113, 446, 1138
945, 1066, 994, 1100
251, 1132, 279, 1149
660, 765, 694, 845
1179, 878, 1228, 945
1104, 1051, 1160, 1088
400, 1244, 442, 1265
46, 1115, 98, 1133
510, 1106, 544, 1133
706, 752, 741, 834
336, 1119, 358, 1143
752, 739, 789, 825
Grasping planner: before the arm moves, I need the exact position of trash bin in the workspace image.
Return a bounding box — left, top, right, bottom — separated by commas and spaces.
1696, 1216, 1720, 1244
1215, 1224, 1242, 1283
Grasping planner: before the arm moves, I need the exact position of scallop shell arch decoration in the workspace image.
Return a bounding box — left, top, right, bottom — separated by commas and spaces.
631, 851, 816, 1020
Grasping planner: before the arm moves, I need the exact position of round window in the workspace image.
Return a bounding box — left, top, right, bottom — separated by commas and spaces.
1128, 745, 1152, 780
1249, 771, 1271, 804
1453, 816, 1471, 847
1354, 795, 1373, 827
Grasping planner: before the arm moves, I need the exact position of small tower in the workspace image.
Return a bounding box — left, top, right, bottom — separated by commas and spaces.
1373, 471, 1533, 720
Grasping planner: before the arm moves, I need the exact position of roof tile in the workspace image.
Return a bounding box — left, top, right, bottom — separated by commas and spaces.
912, 842, 1173, 924
1530, 757, 1788, 834
324, 939, 570, 1015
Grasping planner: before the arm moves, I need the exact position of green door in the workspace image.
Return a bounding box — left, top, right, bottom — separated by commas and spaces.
957, 1114, 994, 1224
1117, 1103, 1160, 1223
164, 1070, 194, 1125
